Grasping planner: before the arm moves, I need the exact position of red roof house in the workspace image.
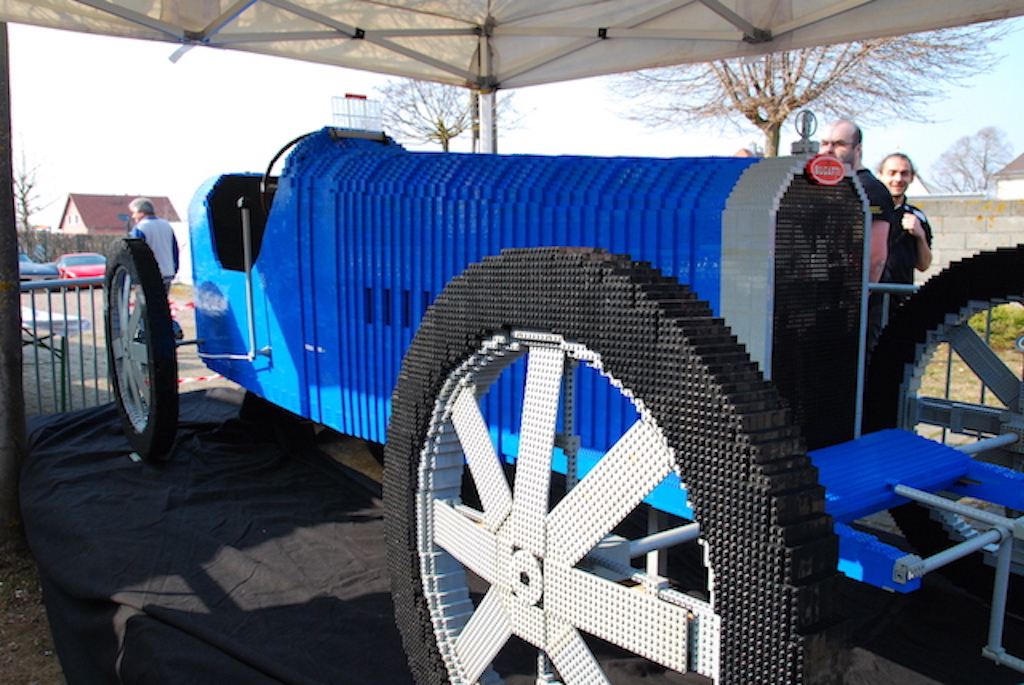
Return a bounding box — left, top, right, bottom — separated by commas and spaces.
57, 194, 180, 235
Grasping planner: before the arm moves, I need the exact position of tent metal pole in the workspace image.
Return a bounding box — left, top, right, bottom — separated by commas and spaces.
480, 90, 495, 154
477, 28, 497, 155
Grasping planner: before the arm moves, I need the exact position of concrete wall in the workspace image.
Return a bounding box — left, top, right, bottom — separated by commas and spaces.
908, 197, 1024, 283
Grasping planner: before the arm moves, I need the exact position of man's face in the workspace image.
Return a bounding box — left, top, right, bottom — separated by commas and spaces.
880, 156, 914, 200
819, 123, 859, 169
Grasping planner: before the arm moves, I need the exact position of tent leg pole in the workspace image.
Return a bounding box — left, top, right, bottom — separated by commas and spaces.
480, 89, 495, 154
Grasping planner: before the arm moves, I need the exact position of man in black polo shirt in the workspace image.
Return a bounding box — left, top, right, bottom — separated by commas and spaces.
878, 153, 933, 298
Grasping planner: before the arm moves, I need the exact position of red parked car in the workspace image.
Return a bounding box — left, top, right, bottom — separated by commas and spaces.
56, 252, 107, 279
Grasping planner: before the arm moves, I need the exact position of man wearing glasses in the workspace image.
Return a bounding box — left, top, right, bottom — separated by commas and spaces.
819, 120, 895, 354
819, 120, 893, 285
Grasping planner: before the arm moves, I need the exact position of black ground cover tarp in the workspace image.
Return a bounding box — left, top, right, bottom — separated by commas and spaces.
21, 389, 411, 685
20, 389, 1024, 684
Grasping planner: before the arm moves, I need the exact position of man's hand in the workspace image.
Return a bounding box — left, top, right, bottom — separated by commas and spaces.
903, 210, 933, 271
902, 212, 926, 240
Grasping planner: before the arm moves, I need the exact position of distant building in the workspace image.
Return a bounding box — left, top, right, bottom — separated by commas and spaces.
734, 147, 764, 158
57, 194, 180, 235
994, 153, 1024, 200
906, 174, 933, 197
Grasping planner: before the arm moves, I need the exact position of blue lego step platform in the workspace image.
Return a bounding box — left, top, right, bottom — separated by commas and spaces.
811, 428, 1024, 592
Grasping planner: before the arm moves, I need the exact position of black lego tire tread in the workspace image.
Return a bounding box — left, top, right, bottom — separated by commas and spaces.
105, 238, 179, 460
865, 244, 1024, 434
383, 247, 844, 685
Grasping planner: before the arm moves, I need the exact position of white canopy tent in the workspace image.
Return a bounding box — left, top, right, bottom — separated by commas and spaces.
0, 0, 1022, 90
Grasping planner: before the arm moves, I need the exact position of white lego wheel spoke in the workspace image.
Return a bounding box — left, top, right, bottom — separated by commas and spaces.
546, 560, 690, 674
124, 342, 151, 409
547, 417, 675, 565
944, 321, 1021, 409
127, 338, 149, 365
546, 617, 610, 685
433, 498, 497, 584
454, 588, 513, 683
508, 344, 565, 556
450, 385, 513, 529
111, 273, 153, 425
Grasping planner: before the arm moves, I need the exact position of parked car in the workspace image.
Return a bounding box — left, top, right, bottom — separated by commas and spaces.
56, 252, 106, 279
18, 252, 58, 281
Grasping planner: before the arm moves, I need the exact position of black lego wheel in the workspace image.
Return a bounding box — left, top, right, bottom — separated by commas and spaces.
384, 247, 843, 685
105, 238, 179, 460
865, 244, 1024, 604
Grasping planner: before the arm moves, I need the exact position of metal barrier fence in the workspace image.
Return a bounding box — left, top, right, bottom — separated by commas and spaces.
20, 277, 110, 417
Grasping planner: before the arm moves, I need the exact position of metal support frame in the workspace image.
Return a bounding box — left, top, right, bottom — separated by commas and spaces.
892, 483, 1024, 674
956, 432, 1020, 455
630, 522, 701, 558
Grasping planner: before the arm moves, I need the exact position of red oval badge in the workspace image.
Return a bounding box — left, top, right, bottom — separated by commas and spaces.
805, 154, 845, 185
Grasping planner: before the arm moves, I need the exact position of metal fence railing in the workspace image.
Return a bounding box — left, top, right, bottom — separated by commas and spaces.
20, 277, 110, 417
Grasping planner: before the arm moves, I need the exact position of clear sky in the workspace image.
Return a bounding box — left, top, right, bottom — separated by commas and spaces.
7, 17, 1024, 229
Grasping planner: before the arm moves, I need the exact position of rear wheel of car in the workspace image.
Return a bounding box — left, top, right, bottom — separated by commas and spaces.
865, 244, 1024, 610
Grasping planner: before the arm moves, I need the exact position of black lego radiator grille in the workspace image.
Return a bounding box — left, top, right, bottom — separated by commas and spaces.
772, 174, 864, 451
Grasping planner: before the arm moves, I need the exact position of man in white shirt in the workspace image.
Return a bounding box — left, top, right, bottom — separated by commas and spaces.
128, 197, 182, 339
128, 197, 179, 288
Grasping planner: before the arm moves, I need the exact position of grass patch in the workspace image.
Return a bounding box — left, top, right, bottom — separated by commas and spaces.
968, 302, 1024, 351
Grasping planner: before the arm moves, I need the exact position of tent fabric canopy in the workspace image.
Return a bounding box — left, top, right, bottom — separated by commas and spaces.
0, 0, 1022, 89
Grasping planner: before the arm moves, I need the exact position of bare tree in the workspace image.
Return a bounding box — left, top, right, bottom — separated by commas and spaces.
614, 23, 1008, 157
378, 79, 471, 151
930, 126, 1014, 194
12, 150, 47, 231
377, 78, 520, 152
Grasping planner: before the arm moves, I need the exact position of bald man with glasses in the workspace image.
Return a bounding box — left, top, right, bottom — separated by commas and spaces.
819, 120, 893, 285
820, 120, 895, 356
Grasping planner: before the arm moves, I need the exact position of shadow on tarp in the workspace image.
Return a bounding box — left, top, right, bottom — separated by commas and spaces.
21, 389, 411, 685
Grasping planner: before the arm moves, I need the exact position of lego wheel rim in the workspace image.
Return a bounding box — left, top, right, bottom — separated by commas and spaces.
897, 296, 1023, 453
105, 239, 179, 460
384, 247, 840, 685
898, 296, 1024, 577
416, 330, 718, 683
